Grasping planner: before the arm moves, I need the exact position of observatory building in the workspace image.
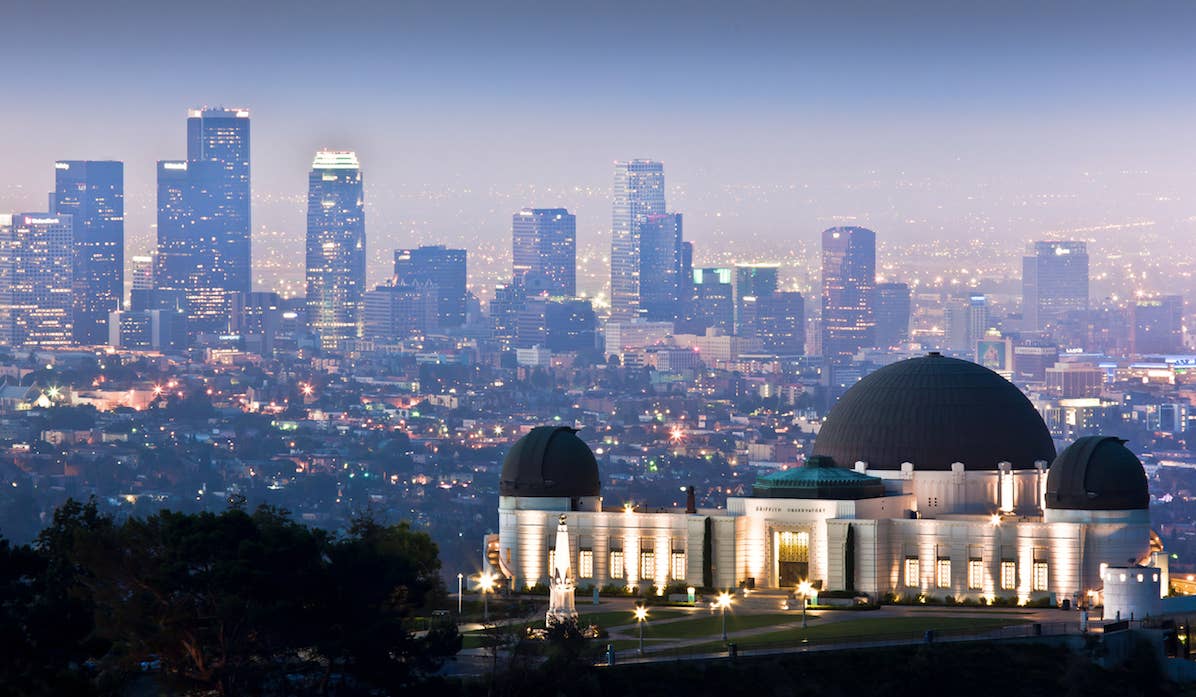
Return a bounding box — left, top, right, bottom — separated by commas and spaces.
486, 353, 1165, 608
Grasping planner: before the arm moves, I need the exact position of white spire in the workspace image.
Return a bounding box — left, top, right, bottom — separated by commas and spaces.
546, 513, 578, 627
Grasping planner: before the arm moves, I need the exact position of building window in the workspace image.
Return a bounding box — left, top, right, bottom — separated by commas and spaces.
671, 551, 686, 580
579, 550, 593, 579
1000, 561, 1016, 590
968, 559, 983, 590
1032, 562, 1048, 591
904, 557, 920, 588
610, 551, 624, 579
936, 559, 951, 588
641, 551, 656, 580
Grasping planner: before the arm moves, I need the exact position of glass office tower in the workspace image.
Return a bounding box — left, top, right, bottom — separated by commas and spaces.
52, 160, 123, 345
305, 151, 365, 352
821, 226, 876, 361
512, 208, 576, 296
155, 107, 250, 340
610, 160, 666, 320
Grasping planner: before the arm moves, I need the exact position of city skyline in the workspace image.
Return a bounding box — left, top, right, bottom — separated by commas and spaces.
4, 2, 1196, 293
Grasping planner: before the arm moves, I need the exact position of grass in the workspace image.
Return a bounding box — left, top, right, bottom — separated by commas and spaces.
642, 613, 809, 640
678, 614, 1031, 653
577, 609, 688, 628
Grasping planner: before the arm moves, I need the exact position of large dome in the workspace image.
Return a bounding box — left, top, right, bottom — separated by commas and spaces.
812, 353, 1056, 471
499, 426, 601, 498
1044, 436, 1149, 511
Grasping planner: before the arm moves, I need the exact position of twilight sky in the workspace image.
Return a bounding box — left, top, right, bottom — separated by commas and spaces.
3, 0, 1196, 291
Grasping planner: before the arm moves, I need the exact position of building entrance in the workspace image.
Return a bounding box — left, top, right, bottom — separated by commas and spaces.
777, 530, 809, 587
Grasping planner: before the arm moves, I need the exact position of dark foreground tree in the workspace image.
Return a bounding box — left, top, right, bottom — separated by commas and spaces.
1, 499, 458, 695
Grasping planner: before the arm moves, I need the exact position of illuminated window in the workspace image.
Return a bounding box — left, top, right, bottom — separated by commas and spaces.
904, 557, 920, 588
641, 551, 656, 580
1033, 562, 1049, 591
671, 551, 686, 580
579, 550, 593, 579
610, 551, 624, 579
1000, 561, 1016, 590
968, 559, 984, 590
936, 559, 951, 588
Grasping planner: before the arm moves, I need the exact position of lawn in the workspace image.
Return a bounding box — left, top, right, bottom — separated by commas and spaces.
577, 609, 688, 629
642, 613, 808, 640
676, 614, 1031, 653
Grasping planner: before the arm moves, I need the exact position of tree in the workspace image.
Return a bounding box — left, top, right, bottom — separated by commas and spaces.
314, 514, 457, 693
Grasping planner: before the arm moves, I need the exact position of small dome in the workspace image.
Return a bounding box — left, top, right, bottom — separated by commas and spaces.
812, 353, 1056, 471
753, 456, 886, 499
1044, 436, 1149, 511
499, 426, 600, 498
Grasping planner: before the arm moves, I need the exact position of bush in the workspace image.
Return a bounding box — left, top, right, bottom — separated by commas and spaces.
523, 582, 550, 596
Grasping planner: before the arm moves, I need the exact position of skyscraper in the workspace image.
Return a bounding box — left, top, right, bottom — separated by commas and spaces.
687, 267, 734, 334
639, 213, 683, 321
873, 282, 911, 349
610, 160, 666, 320
1132, 295, 1184, 356
512, 208, 576, 296
186, 107, 251, 296
131, 255, 154, 292
306, 151, 365, 352
745, 291, 805, 354
1022, 241, 1088, 332
0, 213, 74, 347
733, 264, 780, 333
52, 161, 123, 345
944, 294, 989, 353
155, 107, 251, 340
821, 226, 876, 360
394, 246, 467, 328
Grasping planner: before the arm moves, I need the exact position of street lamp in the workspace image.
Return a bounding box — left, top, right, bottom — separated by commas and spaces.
716, 591, 733, 641
478, 570, 497, 622
457, 573, 464, 615
797, 580, 814, 629
634, 605, 649, 655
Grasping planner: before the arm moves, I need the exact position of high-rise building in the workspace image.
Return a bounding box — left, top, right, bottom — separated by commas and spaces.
131, 255, 154, 292
1022, 241, 1088, 331
610, 160, 666, 320
745, 291, 805, 354
394, 246, 467, 329
305, 151, 365, 352
1132, 295, 1184, 356
51, 161, 123, 345
363, 282, 438, 342
733, 264, 780, 333
186, 107, 251, 295
639, 213, 683, 321
687, 267, 734, 334
873, 282, 910, 349
821, 226, 876, 360
512, 208, 576, 296
544, 299, 597, 353
944, 294, 989, 354
0, 213, 74, 347
155, 108, 251, 340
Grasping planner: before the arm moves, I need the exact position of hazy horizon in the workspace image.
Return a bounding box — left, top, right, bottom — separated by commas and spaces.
4, 0, 1196, 296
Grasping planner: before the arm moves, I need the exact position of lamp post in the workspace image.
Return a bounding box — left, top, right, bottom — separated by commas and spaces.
478, 570, 496, 622
797, 580, 813, 629
457, 573, 464, 615
717, 591, 732, 642
634, 605, 649, 655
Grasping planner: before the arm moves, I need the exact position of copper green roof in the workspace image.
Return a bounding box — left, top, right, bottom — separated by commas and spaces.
752, 456, 886, 499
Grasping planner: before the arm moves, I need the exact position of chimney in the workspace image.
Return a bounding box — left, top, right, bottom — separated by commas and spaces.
685, 486, 697, 514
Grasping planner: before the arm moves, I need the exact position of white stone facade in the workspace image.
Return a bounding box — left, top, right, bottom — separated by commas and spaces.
491, 465, 1159, 605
